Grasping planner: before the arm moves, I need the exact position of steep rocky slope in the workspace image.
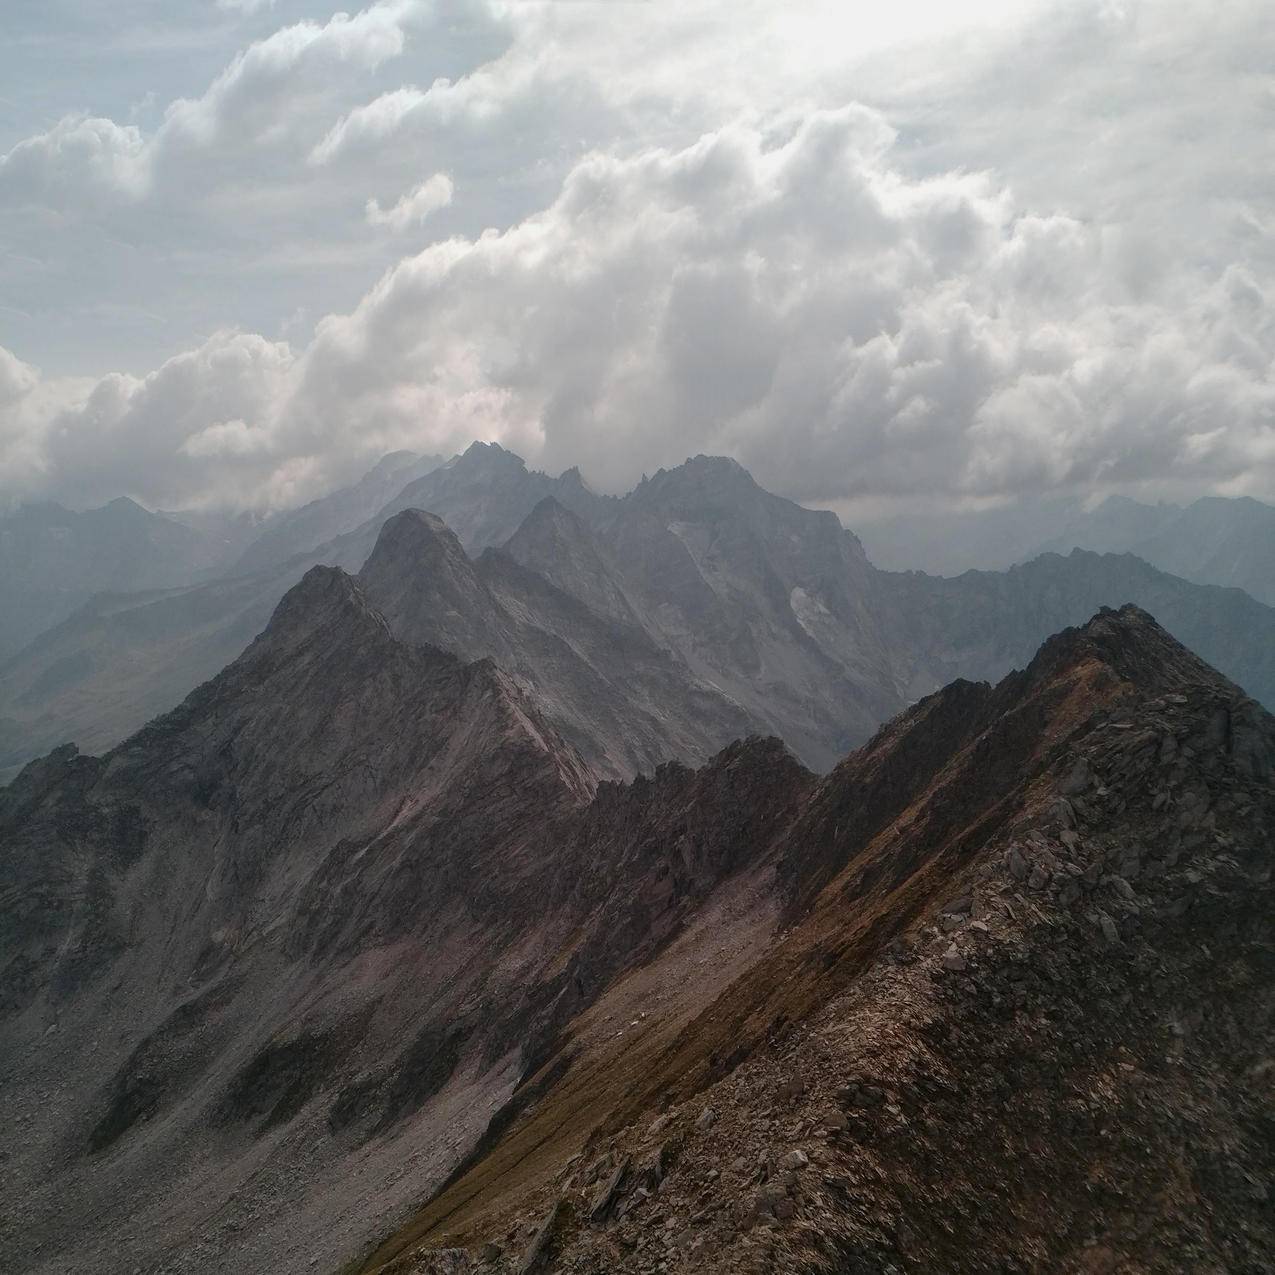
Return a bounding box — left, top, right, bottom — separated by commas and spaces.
578, 456, 904, 769
349, 607, 1275, 1275
0, 563, 595, 1274
0, 547, 802, 1275
3, 591, 1270, 1274
0, 447, 612, 781
358, 509, 756, 779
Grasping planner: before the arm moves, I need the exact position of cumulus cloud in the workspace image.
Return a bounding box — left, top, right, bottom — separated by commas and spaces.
365, 173, 453, 230
1, 0, 1272, 514
6, 99, 1272, 512
0, 1, 419, 209
0, 333, 299, 510
280, 106, 1275, 505
310, 86, 427, 166
0, 116, 149, 205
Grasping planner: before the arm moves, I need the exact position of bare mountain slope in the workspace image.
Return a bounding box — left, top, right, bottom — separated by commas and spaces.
2, 596, 1271, 1274
0, 540, 795, 1275
0, 564, 595, 1274
0, 447, 617, 782
351, 606, 1275, 1275
574, 456, 905, 769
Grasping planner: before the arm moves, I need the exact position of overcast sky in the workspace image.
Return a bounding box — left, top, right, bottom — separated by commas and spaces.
1, 0, 1271, 514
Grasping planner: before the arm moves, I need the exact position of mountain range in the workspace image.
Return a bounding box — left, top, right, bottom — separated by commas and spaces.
3, 547, 1271, 1272
3, 445, 1275, 784
857, 490, 1275, 604
0, 496, 254, 662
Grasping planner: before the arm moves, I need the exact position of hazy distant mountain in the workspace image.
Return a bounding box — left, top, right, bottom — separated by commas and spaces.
0, 497, 247, 661
879, 548, 1275, 708
344, 439, 610, 555
0, 565, 310, 783
0, 446, 624, 783
857, 491, 1275, 604
585, 455, 902, 766
853, 494, 1083, 576
232, 450, 444, 575
1031, 494, 1275, 604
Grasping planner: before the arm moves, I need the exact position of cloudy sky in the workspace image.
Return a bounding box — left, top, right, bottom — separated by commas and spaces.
1, 0, 1271, 514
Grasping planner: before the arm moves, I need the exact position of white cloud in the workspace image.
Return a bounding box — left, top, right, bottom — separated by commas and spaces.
0, 332, 298, 510
310, 86, 427, 166
0, 116, 149, 205
289, 106, 1275, 506
0, 0, 1272, 514
9, 95, 1271, 514
0, 1, 419, 208
365, 172, 453, 230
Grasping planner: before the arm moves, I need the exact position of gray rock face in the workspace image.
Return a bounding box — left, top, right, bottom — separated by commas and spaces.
0, 565, 600, 1273
357, 509, 757, 780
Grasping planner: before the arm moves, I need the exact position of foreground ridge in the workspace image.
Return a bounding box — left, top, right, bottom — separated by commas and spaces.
362, 606, 1275, 1275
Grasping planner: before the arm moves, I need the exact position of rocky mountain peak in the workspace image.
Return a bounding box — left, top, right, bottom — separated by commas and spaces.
362, 609, 1275, 1275
99, 495, 151, 519
249, 563, 388, 658
633, 453, 760, 512
356, 507, 513, 667
361, 507, 468, 576
1021, 601, 1240, 700
454, 438, 526, 474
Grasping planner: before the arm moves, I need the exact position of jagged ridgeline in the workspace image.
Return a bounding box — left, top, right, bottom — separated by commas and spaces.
2, 577, 1272, 1273
4, 445, 1275, 786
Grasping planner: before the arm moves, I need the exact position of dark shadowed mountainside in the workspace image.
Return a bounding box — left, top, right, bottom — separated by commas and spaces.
5, 592, 1269, 1274
350, 606, 1275, 1275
